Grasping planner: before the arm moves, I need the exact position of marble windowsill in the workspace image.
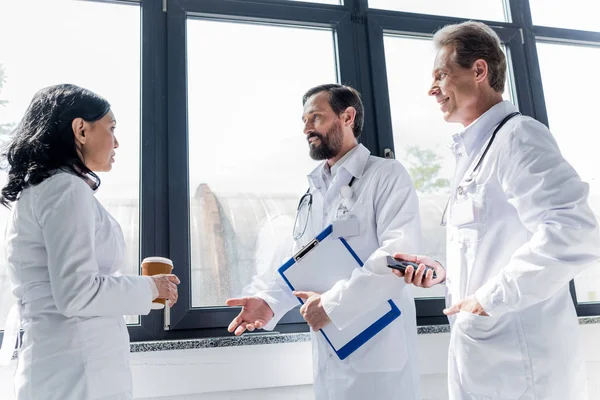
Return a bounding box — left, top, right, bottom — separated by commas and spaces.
128, 316, 600, 353
128, 323, 453, 354
9, 317, 600, 359
127, 316, 600, 353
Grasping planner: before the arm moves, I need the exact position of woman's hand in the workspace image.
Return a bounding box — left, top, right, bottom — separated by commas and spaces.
151, 274, 180, 306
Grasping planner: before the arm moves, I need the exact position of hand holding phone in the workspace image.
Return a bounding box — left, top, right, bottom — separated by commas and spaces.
386, 255, 438, 280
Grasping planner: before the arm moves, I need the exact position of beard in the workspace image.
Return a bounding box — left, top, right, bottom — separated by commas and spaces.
307, 121, 344, 161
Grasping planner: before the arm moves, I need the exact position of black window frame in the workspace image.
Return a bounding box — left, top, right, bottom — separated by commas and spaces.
165, 0, 362, 338
1, 0, 599, 345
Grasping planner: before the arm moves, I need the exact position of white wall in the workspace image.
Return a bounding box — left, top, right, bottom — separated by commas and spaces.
2, 323, 600, 400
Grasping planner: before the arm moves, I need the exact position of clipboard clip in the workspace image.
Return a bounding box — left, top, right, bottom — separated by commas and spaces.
293, 238, 319, 262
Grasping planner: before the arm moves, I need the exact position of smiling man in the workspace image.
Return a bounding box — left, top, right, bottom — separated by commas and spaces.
392, 21, 600, 400
226, 84, 423, 400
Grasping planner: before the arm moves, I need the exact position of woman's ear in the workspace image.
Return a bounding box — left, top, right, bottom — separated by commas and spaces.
72, 118, 86, 145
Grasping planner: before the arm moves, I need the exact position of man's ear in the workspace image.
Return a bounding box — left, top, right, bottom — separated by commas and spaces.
72, 118, 86, 145
342, 106, 356, 128
473, 59, 489, 84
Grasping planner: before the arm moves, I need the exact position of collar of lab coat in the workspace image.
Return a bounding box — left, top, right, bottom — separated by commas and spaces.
307, 143, 370, 190
450, 100, 518, 157
58, 168, 99, 193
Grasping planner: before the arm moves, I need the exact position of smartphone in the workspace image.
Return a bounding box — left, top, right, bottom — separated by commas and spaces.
386, 256, 437, 280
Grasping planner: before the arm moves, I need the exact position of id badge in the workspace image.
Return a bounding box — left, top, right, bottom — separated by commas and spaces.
332, 214, 360, 238
450, 197, 477, 226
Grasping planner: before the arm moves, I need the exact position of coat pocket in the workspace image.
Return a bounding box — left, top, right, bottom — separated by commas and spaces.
77, 316, 133, 398
451, 311, 528, 399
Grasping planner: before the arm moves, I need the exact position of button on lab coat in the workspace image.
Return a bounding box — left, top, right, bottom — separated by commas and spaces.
445, 101, 600, 400
256, 144, 422, 400
3, 172, 155, 400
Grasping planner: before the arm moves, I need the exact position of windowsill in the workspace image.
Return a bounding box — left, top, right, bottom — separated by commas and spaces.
127, 324, 453, 355
127, 316, 600, 352
9, 317, 600, 360
127, 316, 600, 353
579, 316, 600, 325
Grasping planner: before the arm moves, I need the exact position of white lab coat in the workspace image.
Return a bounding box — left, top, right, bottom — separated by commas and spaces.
3, 172, 155, 400
256, 144, 422, 400
445, 101, 600, 400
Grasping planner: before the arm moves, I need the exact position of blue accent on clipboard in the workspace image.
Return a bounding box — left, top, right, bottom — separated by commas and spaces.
335, 300, 399, 360
278, 224, 401, 360
315, 225, 333, 242
339, 238, 363, 267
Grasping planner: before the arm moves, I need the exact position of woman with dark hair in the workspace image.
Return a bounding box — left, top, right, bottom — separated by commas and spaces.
0, 84, 180, 399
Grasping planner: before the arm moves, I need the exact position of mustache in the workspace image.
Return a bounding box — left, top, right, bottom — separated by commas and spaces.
307, 132, 324, 142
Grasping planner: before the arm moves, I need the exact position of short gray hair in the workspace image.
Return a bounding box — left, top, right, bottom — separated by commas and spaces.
433, 21, 506, 93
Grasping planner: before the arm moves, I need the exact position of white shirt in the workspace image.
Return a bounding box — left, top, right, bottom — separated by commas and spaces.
321, 145, 359, 190
450, 103, 504, 189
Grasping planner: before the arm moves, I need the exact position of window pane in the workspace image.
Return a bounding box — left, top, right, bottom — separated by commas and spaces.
0, 0, 141, 328
266, 0, 341, 3
530, 0, 600, 32
537, 42, 600, 303
383, 35, 514, 298
369, 0, 507, 22
187, 20, 337, 307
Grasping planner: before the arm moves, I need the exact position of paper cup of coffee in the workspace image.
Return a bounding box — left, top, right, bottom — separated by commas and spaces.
141, 256, 174, 310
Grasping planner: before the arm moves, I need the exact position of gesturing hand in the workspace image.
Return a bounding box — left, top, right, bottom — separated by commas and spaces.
225, 297, 274, 336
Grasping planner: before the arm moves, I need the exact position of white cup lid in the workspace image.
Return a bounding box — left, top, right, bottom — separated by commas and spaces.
142, 256, 173, 266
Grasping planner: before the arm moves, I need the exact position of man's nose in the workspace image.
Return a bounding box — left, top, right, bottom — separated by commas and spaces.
428, 84, 440, 97
303, 122, 313, 136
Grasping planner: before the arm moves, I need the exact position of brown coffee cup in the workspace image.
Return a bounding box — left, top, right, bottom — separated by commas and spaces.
141, 256, 174, 310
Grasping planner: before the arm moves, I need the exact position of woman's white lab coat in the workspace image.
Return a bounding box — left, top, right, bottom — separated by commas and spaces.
256, 144, 422, 400
4, 172, 155, 400
446, 101, 600, 399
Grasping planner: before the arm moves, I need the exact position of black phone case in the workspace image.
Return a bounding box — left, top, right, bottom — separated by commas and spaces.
386, 256, 437, 279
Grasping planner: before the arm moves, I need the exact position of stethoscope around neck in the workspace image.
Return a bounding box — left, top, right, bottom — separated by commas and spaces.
440, 111, 521, 227
292, 176, 356, 240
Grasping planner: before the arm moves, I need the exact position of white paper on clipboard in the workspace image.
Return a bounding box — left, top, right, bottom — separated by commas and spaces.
279, 220, 399, 357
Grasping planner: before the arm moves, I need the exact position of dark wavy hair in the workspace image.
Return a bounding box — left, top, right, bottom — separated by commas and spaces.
0, 84, 110, 207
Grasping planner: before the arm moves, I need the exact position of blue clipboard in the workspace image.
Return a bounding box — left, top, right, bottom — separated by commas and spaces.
278, 224, 401, 360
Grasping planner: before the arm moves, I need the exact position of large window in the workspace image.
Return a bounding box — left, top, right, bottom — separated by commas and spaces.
0, 0, 141, 329
382, 36, 457, 299
537, 42, 600, 303
186, 19, 336, 307
529, 0, 600, 32
1, 0, 599, 342
382, 36, 515, 300
368, 0, 508, 22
